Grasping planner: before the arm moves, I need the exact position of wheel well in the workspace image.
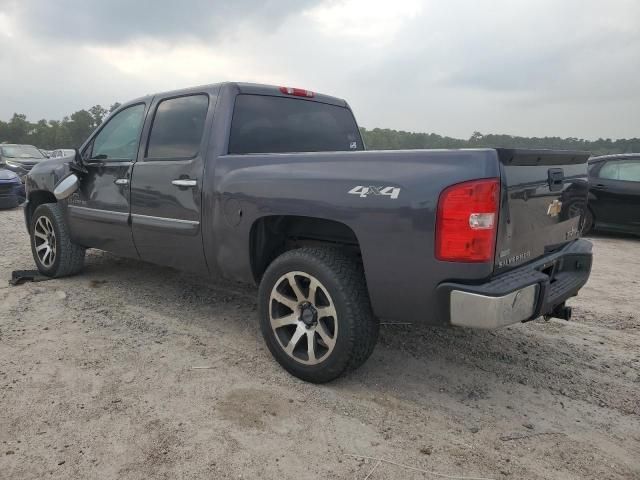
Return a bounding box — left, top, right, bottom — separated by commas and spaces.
250, 215, 361, 282
26, 190, 57, 231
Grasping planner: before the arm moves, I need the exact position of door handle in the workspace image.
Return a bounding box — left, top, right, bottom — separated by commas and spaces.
593, 183, 607, 189
172, 179, 197, 187
114, 178, 129, 185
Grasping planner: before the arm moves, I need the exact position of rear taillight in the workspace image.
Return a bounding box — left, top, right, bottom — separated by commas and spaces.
435, 178, 500, 262
279, 86, 315, 98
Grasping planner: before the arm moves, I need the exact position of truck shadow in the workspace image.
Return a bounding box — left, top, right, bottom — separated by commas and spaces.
80, 249, 637, 418
347, 318, 637, 416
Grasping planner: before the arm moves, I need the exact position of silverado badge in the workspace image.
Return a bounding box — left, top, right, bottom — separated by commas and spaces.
547, 199, 562, 217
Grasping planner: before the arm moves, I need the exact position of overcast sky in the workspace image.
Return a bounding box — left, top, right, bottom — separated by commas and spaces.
1, 0, 638, 139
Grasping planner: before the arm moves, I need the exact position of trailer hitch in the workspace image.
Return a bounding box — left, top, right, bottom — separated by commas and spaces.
544, 303, 572, 321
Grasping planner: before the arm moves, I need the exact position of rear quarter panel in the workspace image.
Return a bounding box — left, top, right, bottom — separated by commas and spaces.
205, 149, 501, 325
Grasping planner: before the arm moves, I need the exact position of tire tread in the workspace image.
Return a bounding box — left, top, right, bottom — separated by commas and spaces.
259, 247, 378, 382
31, 203, 85, 277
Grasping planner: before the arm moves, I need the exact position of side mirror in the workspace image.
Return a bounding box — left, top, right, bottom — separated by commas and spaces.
70, 147, 88, 175
53, 174, 79, 200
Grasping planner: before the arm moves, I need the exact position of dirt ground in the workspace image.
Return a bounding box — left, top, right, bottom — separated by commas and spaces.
1, 206, 639, 480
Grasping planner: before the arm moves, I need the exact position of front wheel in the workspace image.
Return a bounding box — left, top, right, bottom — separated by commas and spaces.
258, 247, 379, 383
30, 203, 85, 277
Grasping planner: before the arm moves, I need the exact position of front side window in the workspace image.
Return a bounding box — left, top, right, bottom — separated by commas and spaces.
146, 95, 209, 160
599, 159, 640, 182
91, 104, 145, 161
228, 94, 363, 154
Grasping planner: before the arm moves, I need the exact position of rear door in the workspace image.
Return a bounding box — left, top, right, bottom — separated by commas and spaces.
68, 103, 148, 257
130, 92, 213, 274
494, 149, 590, 273
589, 158, 640, 232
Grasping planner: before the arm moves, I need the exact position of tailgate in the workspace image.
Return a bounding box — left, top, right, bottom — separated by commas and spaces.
494, 149, 590, 273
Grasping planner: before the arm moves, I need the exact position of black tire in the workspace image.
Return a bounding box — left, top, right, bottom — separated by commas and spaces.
566, 200, 593, 235
30, 203, 85, 277
258, 247, 379, 383
581, 207, 594, 235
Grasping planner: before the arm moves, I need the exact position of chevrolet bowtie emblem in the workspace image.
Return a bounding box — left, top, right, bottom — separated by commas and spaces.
547, 199, 562, 217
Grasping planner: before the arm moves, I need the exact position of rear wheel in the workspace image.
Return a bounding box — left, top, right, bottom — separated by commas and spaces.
567, 200, 593, 235
30, 203, 85, 277
581, 207, 594, 234
258, 247, 378, 383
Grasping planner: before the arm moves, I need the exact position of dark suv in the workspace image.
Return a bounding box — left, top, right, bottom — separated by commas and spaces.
584, 154, 640, 235
0, 144, 48, 182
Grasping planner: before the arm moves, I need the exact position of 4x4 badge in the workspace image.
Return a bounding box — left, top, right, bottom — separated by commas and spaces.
348, 185, 401, 199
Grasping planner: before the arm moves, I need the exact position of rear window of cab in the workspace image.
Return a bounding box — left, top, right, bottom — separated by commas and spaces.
228, 94, 363, 155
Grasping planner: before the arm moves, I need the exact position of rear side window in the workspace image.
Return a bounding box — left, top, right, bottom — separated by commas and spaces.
599, 160, 640, 182
146, 94, 209, 159
228, 94, 363, 154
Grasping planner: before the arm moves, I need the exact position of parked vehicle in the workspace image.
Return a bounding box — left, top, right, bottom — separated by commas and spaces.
0, 144, 48, 182
0, 169, 25, 209
580, 154, 640, 235
23, 82, 593, 382
49, 149, 76, 159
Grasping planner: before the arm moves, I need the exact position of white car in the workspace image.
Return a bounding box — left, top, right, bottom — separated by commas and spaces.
49, 149, 76, 159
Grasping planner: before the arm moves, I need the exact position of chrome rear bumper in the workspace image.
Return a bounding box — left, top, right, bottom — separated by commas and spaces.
450, 284, 538, 329
436, 239, 593, 329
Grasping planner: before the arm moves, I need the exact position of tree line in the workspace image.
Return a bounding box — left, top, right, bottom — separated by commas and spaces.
0, 103, 121, 150
360, 128, 640, 156
1, 105, 638, 155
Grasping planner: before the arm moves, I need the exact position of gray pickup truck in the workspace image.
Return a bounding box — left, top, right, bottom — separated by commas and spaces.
24, 82, 593, 382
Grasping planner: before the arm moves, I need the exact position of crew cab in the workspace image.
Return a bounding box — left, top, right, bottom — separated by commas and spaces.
24, 82, 593, 382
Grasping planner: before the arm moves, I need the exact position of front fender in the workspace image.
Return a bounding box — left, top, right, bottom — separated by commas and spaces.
25, 158, 72, 196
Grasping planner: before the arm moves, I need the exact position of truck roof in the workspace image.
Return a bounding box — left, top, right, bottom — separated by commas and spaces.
122, 82, 348, 110
589, 153, 640, 163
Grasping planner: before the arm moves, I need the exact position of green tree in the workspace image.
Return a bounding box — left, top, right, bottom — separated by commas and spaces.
2, 106, 638, 155
66, 110, 95, 147
6, 114, 30, 144
88, 105, 108, 129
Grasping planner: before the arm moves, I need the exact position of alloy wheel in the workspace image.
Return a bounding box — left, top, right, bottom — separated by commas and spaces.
269, 271, 338, 365
33, 216, 56, 268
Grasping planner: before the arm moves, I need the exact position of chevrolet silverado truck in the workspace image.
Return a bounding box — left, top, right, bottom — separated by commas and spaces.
24, 82, 593, 382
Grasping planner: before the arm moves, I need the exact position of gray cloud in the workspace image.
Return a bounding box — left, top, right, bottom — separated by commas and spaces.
1, 0, 639, 140
6, 0, 321, 44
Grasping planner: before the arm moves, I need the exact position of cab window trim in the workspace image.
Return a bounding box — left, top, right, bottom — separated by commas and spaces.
143, 93, 210, 162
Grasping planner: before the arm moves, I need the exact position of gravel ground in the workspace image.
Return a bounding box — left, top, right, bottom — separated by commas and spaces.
1, 206, 639, 480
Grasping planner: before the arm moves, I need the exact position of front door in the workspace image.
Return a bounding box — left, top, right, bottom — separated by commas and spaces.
130, 93, 211, 274
68, 103, 148, 258
590, 158, 640, 232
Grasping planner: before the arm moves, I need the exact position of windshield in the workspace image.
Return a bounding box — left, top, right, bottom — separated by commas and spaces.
1, 145, 45, 159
